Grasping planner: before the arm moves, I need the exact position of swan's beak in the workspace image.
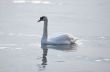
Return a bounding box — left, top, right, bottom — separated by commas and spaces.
37, 19, 41, 22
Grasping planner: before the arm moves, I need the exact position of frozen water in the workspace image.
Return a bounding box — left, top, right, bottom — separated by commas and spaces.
0, 0, 110, 72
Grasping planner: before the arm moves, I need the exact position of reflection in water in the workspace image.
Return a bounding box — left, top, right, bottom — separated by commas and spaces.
45, 44, 78, 51
38, 44, 77, 71
38, 45, 48, 71
41, 45, 48, 66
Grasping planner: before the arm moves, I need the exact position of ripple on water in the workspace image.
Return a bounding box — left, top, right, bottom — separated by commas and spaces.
0, 32, 4, 35
8, 33, 15, 36
0, 44, 17, 46
96, 36, 110, 40
75, 55, 110, 63
0, 32, 40, 37
56, 61, 65, 62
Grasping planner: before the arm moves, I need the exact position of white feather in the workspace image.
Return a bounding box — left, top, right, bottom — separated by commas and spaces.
48, 33, 77, 44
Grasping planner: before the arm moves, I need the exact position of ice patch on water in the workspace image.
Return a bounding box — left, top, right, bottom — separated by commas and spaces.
99, 36, 105, 39
31, 0, 41, 4
13, 0, 51, 4
103, 58, 110, 61
0, 47, 9, 49
94, 58, 110, 62
31, 0, 51, 4
41, 1, 51, 4
95, 59, 102, 62
15, 47, 22, 50
13, 0, 26, 3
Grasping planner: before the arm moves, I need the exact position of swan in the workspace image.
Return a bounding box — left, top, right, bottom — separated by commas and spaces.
38, 16, 77, 45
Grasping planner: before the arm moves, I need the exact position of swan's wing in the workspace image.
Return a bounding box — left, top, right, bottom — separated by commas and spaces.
48, 33, 77, 44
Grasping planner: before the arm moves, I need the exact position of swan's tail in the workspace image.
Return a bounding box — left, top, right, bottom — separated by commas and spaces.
71, 38, 78, 44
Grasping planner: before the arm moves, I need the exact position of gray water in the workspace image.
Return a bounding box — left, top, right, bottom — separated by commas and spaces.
0, 0, 110, 72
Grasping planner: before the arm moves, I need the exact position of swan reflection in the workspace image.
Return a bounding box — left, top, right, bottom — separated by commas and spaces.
37, 45, 48, 71
41, 44, 78, 51
42, 46, 48, 66
38, 44, 77, 71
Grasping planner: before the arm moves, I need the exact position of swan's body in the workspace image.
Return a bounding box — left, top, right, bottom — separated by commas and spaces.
38, 16, 77, 45
48, 33, 76, 44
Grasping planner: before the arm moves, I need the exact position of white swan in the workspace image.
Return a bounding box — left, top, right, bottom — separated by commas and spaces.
38, 16, 77, 45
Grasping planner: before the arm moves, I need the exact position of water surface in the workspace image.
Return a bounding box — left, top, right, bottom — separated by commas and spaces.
0, 0, 110, 72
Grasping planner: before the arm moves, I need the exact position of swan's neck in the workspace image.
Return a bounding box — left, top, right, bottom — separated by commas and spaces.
41, 20, 48, 44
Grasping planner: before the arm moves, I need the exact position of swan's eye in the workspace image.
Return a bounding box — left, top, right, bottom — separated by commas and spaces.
40, 17, 44, 20
40, 16, 45, 21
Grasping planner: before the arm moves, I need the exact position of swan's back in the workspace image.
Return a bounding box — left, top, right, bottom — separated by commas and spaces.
48, 33, 77, 44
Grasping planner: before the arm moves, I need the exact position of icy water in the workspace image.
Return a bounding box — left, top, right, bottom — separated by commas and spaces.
0, 33, 110, 72
0, 0, 110, 72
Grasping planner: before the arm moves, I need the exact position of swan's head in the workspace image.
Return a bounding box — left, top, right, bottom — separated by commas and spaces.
38, 16, 48, 22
